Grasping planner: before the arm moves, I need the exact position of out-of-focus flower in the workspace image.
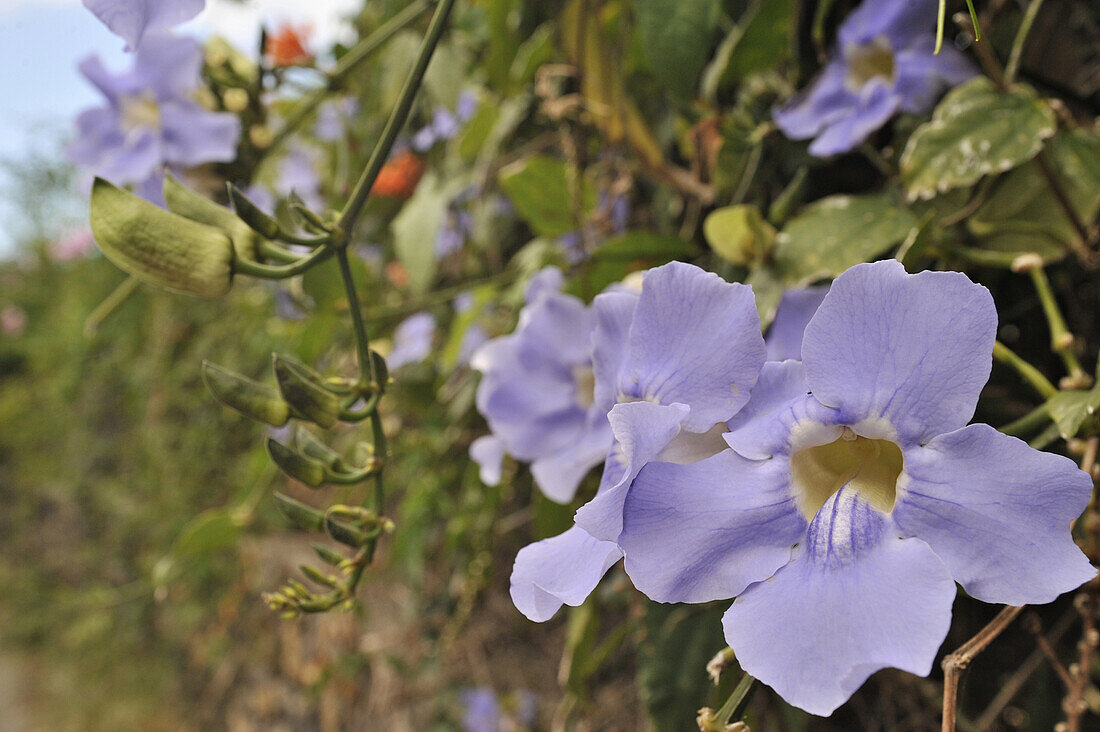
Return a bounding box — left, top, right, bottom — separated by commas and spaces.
459, 688, 500, 732
558, 191, 630, 263
773, 0, 976, 156
620, 260, 1095, 715
315, 98, 359, 142
436, 189, 477, 258
472, 274, 611, 504
266, 24, 313, 68
454, 292, 489, 367
387, 312, 436, 370
67, 34, 240, 204
83, 0, 204, 51
765, 286, 829, 362
511, 262, 766, 622
274, 146, 323, 211
411, 91, 479, 152
371, 150, 425, 199
1, 306, 27, 337
50, 229, 97, 262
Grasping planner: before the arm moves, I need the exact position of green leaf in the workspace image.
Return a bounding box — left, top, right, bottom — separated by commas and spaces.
900, 77, 1056, 200
578, 232, 700, 295
1045, 385, 1100, 440
171, 509, 241, 559
967, 129, 1100, 262
90, 178, 234, 298
392, 172, 448, 294
703, 204, 776, 266
635, 0, 720, 100
497, 155, 596, 239
702, 0, 794, 100
773, 194, 918, 282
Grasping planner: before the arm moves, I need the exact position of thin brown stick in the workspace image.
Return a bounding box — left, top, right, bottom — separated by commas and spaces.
942, 605, 1026, 732
976, 609, 1077, 729
1024, 611, 1075, 688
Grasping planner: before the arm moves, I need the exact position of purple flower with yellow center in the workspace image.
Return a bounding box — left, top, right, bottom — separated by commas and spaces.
619, 260, 1095, 715
511, 262, 766, 621
471, 269, 611, 504
84, 0, 205, 51
773, 0, 976, 156
67, 34, 240, 204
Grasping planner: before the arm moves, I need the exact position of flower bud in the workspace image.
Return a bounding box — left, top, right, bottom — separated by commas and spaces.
202, 361, 290, 426
295, 428, 349, 471
273, 491, 326, 531
272, 354, 342, 428
163, 174, 263, 263
90, 178, 234, 297
267, 438, 326, 488
227, 183, 282, 239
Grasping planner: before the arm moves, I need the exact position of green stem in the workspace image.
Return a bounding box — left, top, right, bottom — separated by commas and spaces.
336, 0, 458, 235
993, 341, 1059, 399
337, 248, 377, 389
716, 673, 756, 725
1000, 404, 1052, 437
233, 246, 334, 280
363, 272, 513, 322
260, 240, 303, 263
266, 0, 434, 152
1027, 266, 1087, 380
1004, 0, 1045, 84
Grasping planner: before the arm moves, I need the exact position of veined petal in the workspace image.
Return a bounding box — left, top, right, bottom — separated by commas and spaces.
530, 419, 612, 504
509, 526, 623, 622
620, 450, 806, 604
624, 261, 764, 431
766, 287, 829, 362
592, 290, 639, 410
724, 390, 841, 462
802, 260, 996, 445
895, 424, 1096, 605
574, 401, 690, 541
723, 488, 956, 716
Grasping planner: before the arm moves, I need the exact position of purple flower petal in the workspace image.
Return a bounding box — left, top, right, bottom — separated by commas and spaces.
159, 102, 240, 167
895, 37, 978, 113
132, 34, 204, 99
523, 267, 565, 304
723, 488, 956, 716
470, 435, 506, 486
801, 260, 996, 445
573, 401, 690, 541
387, 312, 436, 369
83, 0, 204, 51
895, 424, 1095, 605
765, 286, 829, 362
591, 290, 639, 410
773, 60, 854, 141
623, 261, 764, 431
621, 449, 806, 603
807, 81, 900, 156
838, 0, 937, 49
723, 360, 812, 458
509, 526, 622, 622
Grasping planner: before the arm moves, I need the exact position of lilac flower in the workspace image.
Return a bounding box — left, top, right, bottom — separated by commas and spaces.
773, 0, 976, 156
436, 207, 474, 258
459, 688, 500, 732
471, 274, 612, 503
275, 146, 324, 211
83, 0, 204, 51
67, 34, 240, 204
511, 262, 766, 621
410, 91, 479, 152
315, 98, 359, 142
454, 292, 489, 367
619, 260, 1094, 715
765, 286, 829, 362
386, 312, 436, 370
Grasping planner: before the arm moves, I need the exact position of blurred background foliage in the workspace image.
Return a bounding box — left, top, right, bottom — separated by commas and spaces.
0, 0, 1098, 729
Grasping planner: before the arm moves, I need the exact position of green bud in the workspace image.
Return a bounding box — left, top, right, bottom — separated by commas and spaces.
295, 428, 348, 471
311, 543, 347, 567
703, 204, 777, 267
324, 516, 369, 548
267, 438, 326, 488
163, 174, 263, 262
273, 492, 326, 531
90, 178, 234, 297
227, 183, 282, 240
202, 360, 290, 426
287, 192, 329, 233
300, 564, 340, 589
273, 354, 342, 428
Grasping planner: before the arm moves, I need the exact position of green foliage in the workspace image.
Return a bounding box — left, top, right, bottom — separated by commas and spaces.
498, 155, 596, 238
901, 77, 1057, 200
634, 0, 719, 100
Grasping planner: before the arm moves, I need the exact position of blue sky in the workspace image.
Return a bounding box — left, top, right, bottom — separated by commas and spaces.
0, 0, 358, 256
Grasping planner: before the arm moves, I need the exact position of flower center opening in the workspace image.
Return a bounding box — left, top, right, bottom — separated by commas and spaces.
790, 428, 902, 520
121, 94, 162, 132
573, 365, 596, 410
845, 37, 896, 90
